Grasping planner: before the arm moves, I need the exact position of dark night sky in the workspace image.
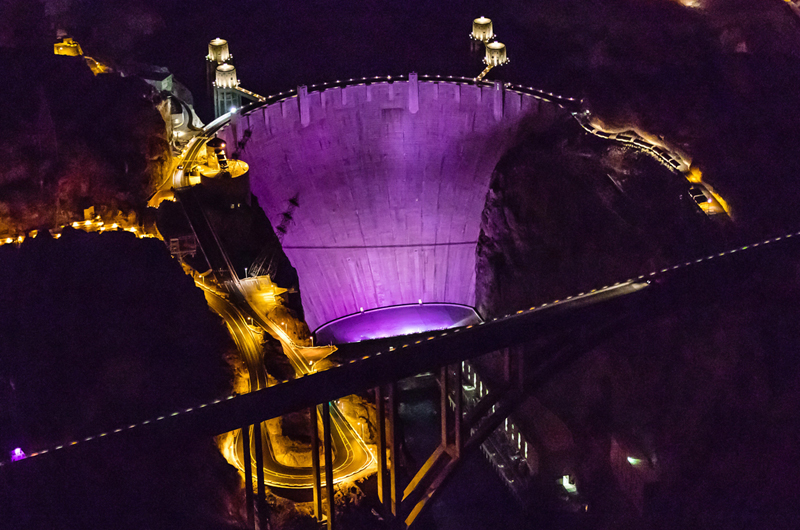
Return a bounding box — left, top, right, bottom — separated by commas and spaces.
58, 0, 578, 122
136, 0, 528, 94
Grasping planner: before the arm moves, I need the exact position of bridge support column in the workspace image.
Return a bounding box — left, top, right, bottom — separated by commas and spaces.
454, 364, 463, 457
252, 422, 267, 529
440, 366, 449, 447
322, 402, 336, 530
310, 406, 323, 522
507, 347, 524, 391
408, 72, 419, 114
375, 386, 389, 506
387, 382, 401, 518
241, 425, 255, 529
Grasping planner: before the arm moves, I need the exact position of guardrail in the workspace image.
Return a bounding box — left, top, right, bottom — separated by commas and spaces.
571, 112, 688, 173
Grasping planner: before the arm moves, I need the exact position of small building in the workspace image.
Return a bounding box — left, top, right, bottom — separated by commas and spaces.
141, 71, 174, 93
54, 37, 82, 56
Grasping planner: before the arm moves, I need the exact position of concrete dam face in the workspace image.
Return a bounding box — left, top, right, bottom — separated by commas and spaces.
219, 76, 564, 331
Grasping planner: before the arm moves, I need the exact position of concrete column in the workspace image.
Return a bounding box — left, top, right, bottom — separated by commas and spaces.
298, 85, 310, 127
375, 386, 388, 506
322, 402, 336, 530
310, 406, 323, 521
252, 422, 267, 529
440, 365, 449, 447
387, 382, 401, 517
493, 80, 504, 122
503, 348, 511, 382
241, 425, 255, 529
230, 112, 240, 149
408, 72, 419, 114
455, 363, 463, 456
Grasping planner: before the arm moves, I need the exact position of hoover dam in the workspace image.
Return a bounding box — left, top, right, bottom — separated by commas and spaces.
218, 74, 570, 332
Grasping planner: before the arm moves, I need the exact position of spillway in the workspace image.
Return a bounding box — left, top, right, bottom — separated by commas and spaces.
219, 75, 565, 331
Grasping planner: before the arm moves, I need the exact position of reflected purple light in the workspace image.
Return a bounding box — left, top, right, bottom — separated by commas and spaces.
315, 303, 482, 345
229, 80, 539, 330
10, 447, 25, 461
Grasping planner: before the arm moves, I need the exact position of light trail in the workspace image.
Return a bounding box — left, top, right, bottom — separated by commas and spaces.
203, 285, 373, 489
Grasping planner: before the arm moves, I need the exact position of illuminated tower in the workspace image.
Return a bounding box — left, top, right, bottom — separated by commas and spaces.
208, 38, 231, 63
206, 38, 230, 99
206, 38, 264, 118
470, 18, 510, 82
470, 17, 495, 52
206, 38, 241, 118
214, 63, 243, 117
470, 17, 495, 43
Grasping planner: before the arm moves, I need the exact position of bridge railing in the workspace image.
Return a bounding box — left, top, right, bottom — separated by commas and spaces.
7, 227, 800, 470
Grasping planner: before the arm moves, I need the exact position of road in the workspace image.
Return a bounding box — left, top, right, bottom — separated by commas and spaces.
203, 286, 373, 488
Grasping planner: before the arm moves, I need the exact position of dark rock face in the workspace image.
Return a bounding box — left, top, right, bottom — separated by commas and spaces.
475, 110, 800, 530
527, 251, 800, 529
0, 231, 246, 530
515, 0, 800, 237
0, 48, 170, 234
476, 117, 718, 318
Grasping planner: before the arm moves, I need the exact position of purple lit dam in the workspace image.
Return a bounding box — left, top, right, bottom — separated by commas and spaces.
220, 75, 564, 330
315, 303, 481, 345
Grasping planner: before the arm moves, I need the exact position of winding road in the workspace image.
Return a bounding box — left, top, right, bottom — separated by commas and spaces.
203, 286, 373, 488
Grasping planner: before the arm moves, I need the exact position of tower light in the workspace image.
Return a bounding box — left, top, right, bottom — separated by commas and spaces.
470, 17, 510, 82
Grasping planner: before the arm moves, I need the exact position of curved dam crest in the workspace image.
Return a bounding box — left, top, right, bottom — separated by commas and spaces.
220, 76, 565, 331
